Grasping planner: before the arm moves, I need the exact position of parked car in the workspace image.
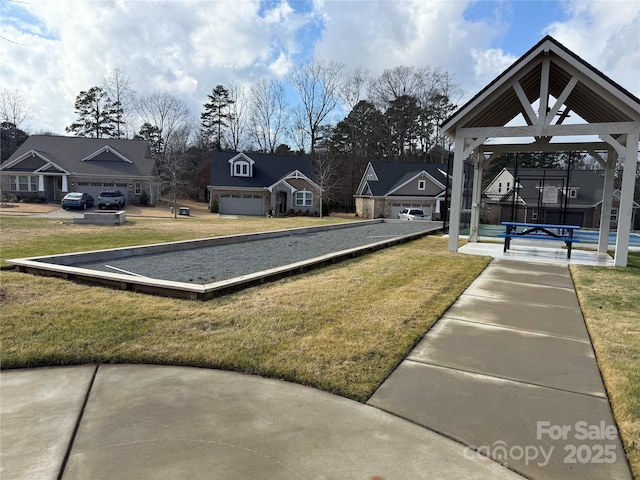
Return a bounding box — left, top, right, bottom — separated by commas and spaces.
97, 190, 126, 210
398, 208, 431, 221
61, 192, 94, 210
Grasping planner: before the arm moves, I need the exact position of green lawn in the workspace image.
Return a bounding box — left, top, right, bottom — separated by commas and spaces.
0, 215, 487, 401
571, 254, 640, 479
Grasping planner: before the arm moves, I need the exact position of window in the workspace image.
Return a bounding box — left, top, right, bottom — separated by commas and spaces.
10, 175, 38, 192
498, 182, 502, 194
610, 209, 618, 223
506, 182, 510, 191
135, 182, 142, 195
295, 191, 313, 207
418, 180, 426, 190
532, 209, 538, 221
569, 188, 577, 199
233, 161, 250, 177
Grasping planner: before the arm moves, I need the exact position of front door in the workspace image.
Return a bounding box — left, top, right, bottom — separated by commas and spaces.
277, 191, 287, 215
44, 176, 56, 202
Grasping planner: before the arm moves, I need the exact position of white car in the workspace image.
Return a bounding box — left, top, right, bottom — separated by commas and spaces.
398, 208, 431, 221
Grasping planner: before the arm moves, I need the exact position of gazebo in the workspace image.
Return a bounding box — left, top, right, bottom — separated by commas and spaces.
442, 36, 640, 267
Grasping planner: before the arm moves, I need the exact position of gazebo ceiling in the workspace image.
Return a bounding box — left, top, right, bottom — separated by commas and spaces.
442, 36, 640, 134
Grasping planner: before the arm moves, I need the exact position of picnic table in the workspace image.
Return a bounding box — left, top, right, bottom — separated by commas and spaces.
498, 222, 581, 259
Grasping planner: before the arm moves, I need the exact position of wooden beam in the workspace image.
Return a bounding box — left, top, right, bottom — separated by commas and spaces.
459, 121, 640, 139
538, 54, 550, 125
600, 134, 628, 157
513, 81, 538, 125
483, 141, 609, 153
463, 137, 486, 158
546, 77, 579, 124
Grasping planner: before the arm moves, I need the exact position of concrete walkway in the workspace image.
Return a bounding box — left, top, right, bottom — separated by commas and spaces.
1, 366, 524, 480
368, 258, 632, 480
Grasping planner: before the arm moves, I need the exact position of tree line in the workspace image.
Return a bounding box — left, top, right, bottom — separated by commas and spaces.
6, 61, 634, 212
54, 62, 462, 209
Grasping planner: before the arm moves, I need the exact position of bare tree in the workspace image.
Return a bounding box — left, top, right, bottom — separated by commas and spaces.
369, 65, 420, 109
340, 67, 371, 112
289, 59, 344, 156
313, 149, 342, 218
103, 68, 136, 138
159, 122, 194, 217
136, 91, 192, 156
226, 82, 247, 151
248, 78, 290, 153
0, 87, 31, 129
288, 106, 309, 154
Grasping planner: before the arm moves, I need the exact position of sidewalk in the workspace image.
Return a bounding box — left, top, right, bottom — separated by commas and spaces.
367, 258, 632, 480
1, 365, 523, 480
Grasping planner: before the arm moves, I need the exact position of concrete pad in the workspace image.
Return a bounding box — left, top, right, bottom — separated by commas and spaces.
444, 295, 590, 340
464, 278, 581, 309
408, 318, 606, 397
368, 362, 632, 480
478, 262, 574, 289
61, 365, 523, 480
0, 366, 97, 480
458, 242, 615, 267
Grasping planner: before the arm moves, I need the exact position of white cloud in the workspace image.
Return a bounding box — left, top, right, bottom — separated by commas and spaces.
1, 0, 638, 137
0, 0, 315, 134
545, 0, 640, 95
312, 0, 507, 101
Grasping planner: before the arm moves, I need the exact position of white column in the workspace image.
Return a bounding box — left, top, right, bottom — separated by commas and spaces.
597, 149, 616, 254
614, 133, 639, 267
447, 135, 466, 253
468, 150, 483, 243
38, 174, 44, 192
61, 175, 69, 192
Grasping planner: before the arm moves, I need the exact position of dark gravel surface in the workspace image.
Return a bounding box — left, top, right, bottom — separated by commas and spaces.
75, 221, 439, 284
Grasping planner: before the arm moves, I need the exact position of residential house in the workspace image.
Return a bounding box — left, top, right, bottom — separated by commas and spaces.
0, 135, 160, 204
208, 152, 321, 216
483, 168, 638, 229
354, 161, 449, 219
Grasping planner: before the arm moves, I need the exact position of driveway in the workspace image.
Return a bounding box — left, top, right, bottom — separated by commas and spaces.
36, 207, 99, 219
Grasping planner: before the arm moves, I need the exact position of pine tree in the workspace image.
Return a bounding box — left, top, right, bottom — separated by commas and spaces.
200, 84, 234, 150
65, 86, 119, 138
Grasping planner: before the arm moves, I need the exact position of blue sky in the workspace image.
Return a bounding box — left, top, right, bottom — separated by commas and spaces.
1, 0, 638, 136
464, 0, 568, 52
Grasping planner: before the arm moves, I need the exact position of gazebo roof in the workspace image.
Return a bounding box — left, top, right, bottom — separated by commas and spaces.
442, 36, 640, 138
442, 35, 639, 267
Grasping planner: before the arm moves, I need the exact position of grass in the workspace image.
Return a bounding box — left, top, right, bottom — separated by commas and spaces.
2, 214, 638, 477
571, 254, 640, 479
0, 215, 487, 402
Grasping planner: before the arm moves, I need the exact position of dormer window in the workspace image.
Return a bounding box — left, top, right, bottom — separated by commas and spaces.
229, 154, 255, 177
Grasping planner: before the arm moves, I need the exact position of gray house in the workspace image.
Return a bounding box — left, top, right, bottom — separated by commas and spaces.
0, 135, 160, 205
354, 161, 448, 219
483, 167, 639, 229
208, 151, 321, 216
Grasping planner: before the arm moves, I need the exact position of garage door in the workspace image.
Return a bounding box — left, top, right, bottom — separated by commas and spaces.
76, 184, 106, 201
390, 203, 432, 219
220, 195, 264, 215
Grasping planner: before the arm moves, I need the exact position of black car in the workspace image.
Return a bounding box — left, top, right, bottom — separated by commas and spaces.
98, 190, 126, 209
61, 192, 94, 210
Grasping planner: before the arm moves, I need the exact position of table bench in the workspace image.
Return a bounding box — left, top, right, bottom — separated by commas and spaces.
498, 222, 581, 259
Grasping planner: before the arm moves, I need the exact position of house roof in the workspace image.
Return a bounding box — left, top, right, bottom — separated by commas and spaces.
359, 162, 447, 196
1, 135, 156, 178
209, 152, 317, 189
442, 36, 640, 136
489, 168, 610, 207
